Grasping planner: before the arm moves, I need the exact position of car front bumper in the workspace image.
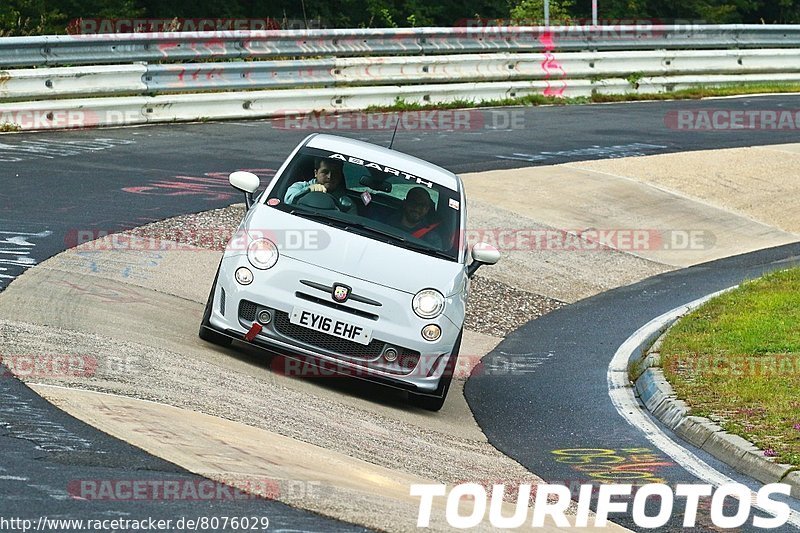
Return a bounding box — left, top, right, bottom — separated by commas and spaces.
207, 254, 463, 395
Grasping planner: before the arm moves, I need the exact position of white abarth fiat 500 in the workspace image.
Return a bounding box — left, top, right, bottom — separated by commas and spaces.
199, 133, 499, 410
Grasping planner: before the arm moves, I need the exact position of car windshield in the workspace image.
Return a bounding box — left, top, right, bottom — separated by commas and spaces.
265, 147, 461, 261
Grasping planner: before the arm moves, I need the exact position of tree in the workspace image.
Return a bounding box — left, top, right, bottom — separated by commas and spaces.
510, 0, 576, 24
0, 0, 65, 35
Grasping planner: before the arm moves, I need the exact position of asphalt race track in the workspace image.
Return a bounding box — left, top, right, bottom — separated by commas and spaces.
465, 242, 800, 532
4, 96, 800, 288
0, 376, 368, 531
2, 95, 800, 530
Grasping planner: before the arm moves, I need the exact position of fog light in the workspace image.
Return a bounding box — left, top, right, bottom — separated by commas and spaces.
383, 347, 398, 362
235, 267, 253, 285
257, 309, 272, 325
421, 324, 441, 342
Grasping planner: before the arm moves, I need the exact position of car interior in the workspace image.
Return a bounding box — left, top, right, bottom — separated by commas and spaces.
275, 153, 459, 255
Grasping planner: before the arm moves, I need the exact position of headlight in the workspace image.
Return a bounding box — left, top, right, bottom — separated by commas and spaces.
412, 289, 445, 319
247, 238, 279, 270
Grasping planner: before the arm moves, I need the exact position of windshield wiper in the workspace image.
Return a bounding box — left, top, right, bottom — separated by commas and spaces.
343, 221, 407, 243
346, 222, 454, 260
292, 212, 455, 260
400, 241, 455, 261
290, 209, 345, 226
292, 211, 406, 245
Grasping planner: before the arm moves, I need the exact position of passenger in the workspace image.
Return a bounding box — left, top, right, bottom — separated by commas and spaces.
389, 187, 442, 247
285, 158, 354, 212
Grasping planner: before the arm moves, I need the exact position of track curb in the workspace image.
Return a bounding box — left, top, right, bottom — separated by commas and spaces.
630, 322, 800, 499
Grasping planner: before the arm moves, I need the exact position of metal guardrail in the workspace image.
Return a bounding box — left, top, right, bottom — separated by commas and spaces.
5, 72, 800, 131
1, 65, 147, 99
145, 59, 335, 93
1, 25, 799, 130
3, 49, 799, 101
2, 25, 800, 67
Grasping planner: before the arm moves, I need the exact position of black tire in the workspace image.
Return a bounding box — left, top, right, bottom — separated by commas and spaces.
410, 330, 462, 412
199, 267, 232, 347
409, 391, 448, 412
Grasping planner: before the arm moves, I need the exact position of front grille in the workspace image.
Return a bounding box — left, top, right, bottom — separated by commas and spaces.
238, 301, 421, 373
239, 300, 258, 321
273, 310, 421, 367
397, 352, 420, 372
219, 287, 226, 315
273, 310, 384, 359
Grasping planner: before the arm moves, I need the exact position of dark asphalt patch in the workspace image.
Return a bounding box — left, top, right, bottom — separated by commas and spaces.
465, 242, 800, 532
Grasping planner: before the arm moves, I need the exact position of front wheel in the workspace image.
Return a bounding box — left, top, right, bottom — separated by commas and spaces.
409, 330, 462, 412
199, 268, 232, 347
409, 391, 448, 411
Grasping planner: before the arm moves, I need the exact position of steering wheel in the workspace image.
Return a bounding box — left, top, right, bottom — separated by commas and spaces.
295, 189, 354, 212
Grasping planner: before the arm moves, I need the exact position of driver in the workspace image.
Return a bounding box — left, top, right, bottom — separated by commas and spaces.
285, 158, 355, 212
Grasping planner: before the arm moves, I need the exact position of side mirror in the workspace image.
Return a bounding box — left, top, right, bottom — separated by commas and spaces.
229, 171, 260, 208
467, 242, 500, 278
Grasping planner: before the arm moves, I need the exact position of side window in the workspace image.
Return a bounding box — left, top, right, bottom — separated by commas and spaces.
271, 155, 313, 203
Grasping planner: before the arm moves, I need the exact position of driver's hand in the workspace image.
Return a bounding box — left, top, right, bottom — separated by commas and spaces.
309, 184, 327, 193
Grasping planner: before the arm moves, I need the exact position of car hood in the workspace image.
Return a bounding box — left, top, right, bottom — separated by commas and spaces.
241, 206, 464, 296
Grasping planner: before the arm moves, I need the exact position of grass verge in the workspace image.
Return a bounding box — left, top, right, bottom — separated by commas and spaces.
365, 82, 800, 112
660, 267, 800, 466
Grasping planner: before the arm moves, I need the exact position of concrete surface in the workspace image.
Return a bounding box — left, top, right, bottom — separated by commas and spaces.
32, 384, 627, 532
462, 197, 671, 302
569, 144, 800, 234
461, 160, 797, 270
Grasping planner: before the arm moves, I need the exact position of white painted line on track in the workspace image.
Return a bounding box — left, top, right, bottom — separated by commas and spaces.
28, 484, 72, 500
0, 475, 29, 481
607, 287, 800, 529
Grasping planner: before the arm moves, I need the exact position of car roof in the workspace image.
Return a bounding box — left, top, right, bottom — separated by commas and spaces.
305, 133, 460, 191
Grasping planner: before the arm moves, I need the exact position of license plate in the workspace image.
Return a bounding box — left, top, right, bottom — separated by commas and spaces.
289, 307, 373, 345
